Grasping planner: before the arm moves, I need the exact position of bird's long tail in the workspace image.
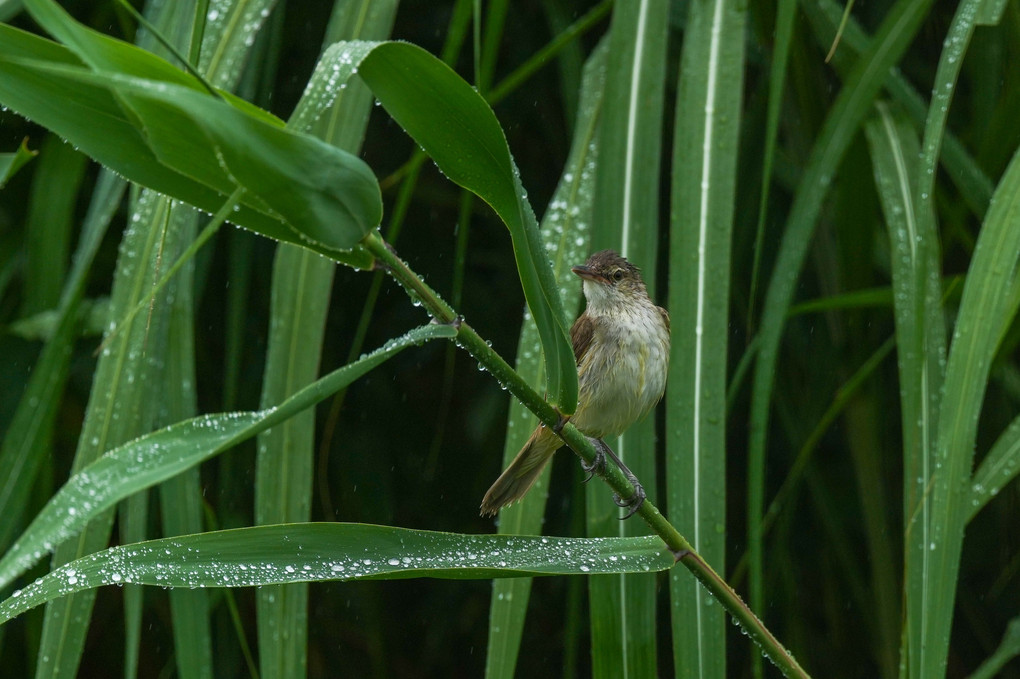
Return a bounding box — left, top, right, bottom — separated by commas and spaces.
480, 425, 562, 516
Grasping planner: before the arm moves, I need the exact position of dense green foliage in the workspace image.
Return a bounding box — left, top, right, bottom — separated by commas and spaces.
1, 1, 1019, 678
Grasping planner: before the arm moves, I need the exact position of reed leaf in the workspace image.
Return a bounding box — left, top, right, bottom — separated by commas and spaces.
746, 0, 935, 645
0, 525, 675, 626
254, 3, 398, 677
586, 1, 669, 676
0, 324, 455, 591
922, 144, 1020, 679
668, 0, 746, 675
484, 38, 606, 679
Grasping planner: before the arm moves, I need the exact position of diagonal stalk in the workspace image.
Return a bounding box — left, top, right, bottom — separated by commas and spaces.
360, 230, 810, 679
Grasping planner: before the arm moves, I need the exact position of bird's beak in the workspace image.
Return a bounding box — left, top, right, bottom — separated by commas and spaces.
571, 265, 609, 284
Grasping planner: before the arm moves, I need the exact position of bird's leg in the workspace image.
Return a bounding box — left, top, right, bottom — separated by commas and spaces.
580, 438, 646, 519
580, 436, 607, 483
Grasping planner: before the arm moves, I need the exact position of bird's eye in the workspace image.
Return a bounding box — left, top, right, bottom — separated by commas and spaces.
612, 269, 624, 281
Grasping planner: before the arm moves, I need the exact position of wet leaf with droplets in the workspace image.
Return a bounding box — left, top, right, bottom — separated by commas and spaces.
0, 324, 455, 590
0, 7, 380, 259
0, 524, 674, 624
305, 39, 578, 413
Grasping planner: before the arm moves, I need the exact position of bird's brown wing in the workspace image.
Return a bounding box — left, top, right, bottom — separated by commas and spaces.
658, 306, 670, 334
570, 313, 596, 365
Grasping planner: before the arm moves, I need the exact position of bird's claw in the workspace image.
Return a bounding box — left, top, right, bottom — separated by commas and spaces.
587, 438, 645, 519
581, 436, 611, 483
581, 447, 606, 483
613, 482, 646, 520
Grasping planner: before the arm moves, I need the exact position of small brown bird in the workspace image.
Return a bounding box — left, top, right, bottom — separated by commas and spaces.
480, 250, 670, 517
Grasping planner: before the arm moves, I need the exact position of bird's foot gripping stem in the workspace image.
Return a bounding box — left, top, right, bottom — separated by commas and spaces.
580, 437, 607, 483
580, 438, 646, 519
613, 481, 646, 520
552, 411, 612, 484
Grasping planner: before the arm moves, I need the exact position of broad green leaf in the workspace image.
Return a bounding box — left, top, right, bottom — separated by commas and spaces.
667, 0, 746, 676
0, 324, 455, 591
313, 39, 577, 413
24, 0, 219, 88
0, 23, 382, 257
485, 38, 607, 679
0, 525, 676, 624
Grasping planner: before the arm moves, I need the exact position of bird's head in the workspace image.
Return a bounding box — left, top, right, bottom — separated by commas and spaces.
571, 250, 648, 314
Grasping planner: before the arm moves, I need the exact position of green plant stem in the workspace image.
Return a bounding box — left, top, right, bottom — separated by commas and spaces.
360, 230, 810, 679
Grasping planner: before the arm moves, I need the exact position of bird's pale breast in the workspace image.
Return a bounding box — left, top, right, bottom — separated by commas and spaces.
571, 301, 669, 439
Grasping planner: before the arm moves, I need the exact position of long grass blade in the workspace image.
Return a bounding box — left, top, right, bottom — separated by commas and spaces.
1, 526, 676, 625
157, 203, 210, 679
122, 6, 212, 676
0, 170, 123, 555
968, 414, 1020, 520
803, 0, 994, 219
747, 0, 794, 330
484, 39, 607, 679
923, 144, 1020, 677
585, 1, 669, 677
255, 243, 332, 678
891, 1, 989, 675
197, 0, 274, 89
21, 134, 86, 315
865, 102, 943, 679
32, 187, 178, 679
254, 4, 398, 676
0, 324, 455, 591
667, 0, 746, 675
864, 99, 938, 658
746, 0, 935, 656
